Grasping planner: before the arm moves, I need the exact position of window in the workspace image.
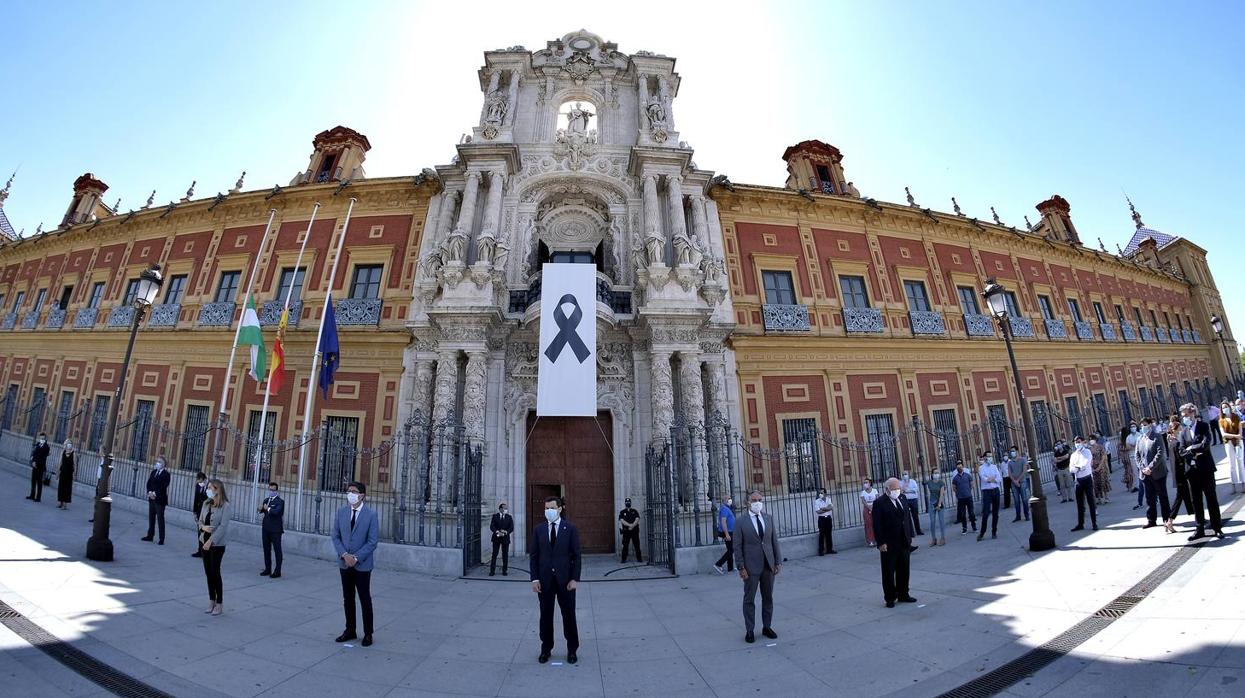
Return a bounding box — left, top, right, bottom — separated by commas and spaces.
815, 164, 833, 191
1038, 296, 1055, 320
1093, 302, 1107, 324
956, 286, 980, 315
275, 268, 305, 303
903, 280, 931, 312
164, 275, 187, 304
762, 270, 797, 305
782, 418, 821, 493
1093, 393, 1111, 436
1119, 390, 1132, 424
865, 414, 897, 483
12, 291, 25, 311
245, 410, 277, 482
932, 408, 961, 468
1064, 397, 1084, 440
316, 152, 338, 182
54, 390, 74, 443
26, 387, 46, 437
214, 271, 241, 303
1175, 315, 1184, 331
839, 275, 869, 309
1149, 309, 1159, 327
181, 405, 211, 471
1115, 304, 1126, 322
58, 286, 74, 310
87, 282, 105, 309
1137, 387, 1150, 421
349, 265, 383, 300
129, 400, 155, 462
1162, 312, 1172, 330
1003, 291, 1021, 318
123, 279, 141, 306
321, 415, 359, 492
549, 251, 594, 264
88, 395, 110, 451
1067, 298, 1084, 323
1031, 400, 1054, 452
32, 288, 47, 311
1, 385, 16, 431
987, 404, 1010, 458
1134, 307, 1144, 326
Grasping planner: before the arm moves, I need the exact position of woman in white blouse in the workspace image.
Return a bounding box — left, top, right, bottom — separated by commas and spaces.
860, 480, 879, 547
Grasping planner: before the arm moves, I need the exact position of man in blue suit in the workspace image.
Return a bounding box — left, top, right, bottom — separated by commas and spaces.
529, 496, 581, 664
331, 481, 379, 647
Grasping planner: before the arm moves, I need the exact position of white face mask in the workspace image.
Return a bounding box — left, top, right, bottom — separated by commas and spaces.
544, 508, 559, 522
346, 492, 360, 506
887, 488, 901, 500
38, 438, 46, 445
749, 501, 763, 514
205, 488, 216, 499
155, 462, 164, 470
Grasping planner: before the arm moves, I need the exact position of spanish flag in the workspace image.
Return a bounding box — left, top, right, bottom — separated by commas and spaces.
267, 308, 288, 394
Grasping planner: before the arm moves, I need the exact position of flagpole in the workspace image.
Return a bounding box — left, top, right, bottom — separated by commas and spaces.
295, 197, 355, 529
215, 208, 276, 475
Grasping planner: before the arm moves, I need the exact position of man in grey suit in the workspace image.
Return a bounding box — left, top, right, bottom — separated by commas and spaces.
331, 481, 379, 647
734, 490, 781, 643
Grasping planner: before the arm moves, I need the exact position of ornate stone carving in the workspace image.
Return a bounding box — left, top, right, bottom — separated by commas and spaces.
475, 230, 496, 266
650, 327, 702, 345
909, 310, 946, 335
444, 227, 469, 263
672, 232, 692, 266
463, 352, 488, 441
650, 351, 675, 438
843, 307, 884, 334
431, 350, 458, 423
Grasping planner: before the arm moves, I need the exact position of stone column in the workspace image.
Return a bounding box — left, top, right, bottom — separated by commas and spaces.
642, 174, 663, 264
679, 351, 708, 498
650, 350, 674, 440
658, 76, 673, 131
666, 176, 691, 266
504, 71, 520, 127
637, 73, 650, 129
462, 351, 488, 443
411, 359, 435, 421
480, 70, 501, 124
477, 171, 505, 264
689, 193, 710, 249
431, 350, 459, 424
436, 190, 459, 241
455, 172, 481, 235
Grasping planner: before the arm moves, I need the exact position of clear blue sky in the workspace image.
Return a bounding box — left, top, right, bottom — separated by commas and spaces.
5, 1, 1243, 346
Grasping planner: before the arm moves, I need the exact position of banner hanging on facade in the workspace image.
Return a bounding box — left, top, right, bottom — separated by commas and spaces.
537, 263, 597, 416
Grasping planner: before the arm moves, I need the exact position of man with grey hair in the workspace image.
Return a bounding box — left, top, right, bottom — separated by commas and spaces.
1178, 402, 1224, 540
734, 490, 781, 643
873, 477, 917, 608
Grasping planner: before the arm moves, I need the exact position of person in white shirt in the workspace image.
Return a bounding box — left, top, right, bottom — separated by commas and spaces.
812, 489, 836, 555
976, 452, 1002, 541
1069, 436, 1099, 531
860, 481, 879, 547
899, 472, 923, 536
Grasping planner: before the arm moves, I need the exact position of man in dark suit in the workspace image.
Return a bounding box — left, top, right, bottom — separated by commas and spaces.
191, 472, 208, 558
28, 432, 50, 502
1178, 403, 1224, 540
618, 497, 643, 563
141, 457, 171, 544
873, 477, 918, 608
259, 481, 284, 578
733, 490, 781, 643
489, 502, 514, 576
529, 496, 581, 664
332, 481, 379, 647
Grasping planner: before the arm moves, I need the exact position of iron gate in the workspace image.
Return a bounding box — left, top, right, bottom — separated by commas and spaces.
461, 443, 484, 575
644, 441, 676, 573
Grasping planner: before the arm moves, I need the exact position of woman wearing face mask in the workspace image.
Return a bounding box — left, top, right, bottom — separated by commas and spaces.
56, 441, 76, 509
197, 479, 231, 616
860, 480, 879, 547
1219, 402, 1244, 494
1089, 435, 1111, 505
1121, 423, 1139, 494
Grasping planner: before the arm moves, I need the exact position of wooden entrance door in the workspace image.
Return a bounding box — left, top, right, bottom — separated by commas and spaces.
526, 412, 615, 553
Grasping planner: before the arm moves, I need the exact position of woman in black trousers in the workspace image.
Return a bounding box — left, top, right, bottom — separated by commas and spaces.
197, 479, 232, 616
56, 441, 76, 509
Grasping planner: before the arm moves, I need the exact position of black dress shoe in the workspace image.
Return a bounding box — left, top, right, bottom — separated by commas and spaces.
140, 536, 154, 542
502, 571, 508, 576
745, 631, 755, 643
886, 601, 896, 608
1188, 530, 1206, 541
157, 540, 164, 546
489, 571, 495, 576
538, 652, 550, 663
271, 572, 281, 579
335, 632, 357, 643
898, 596, 918, 603
1012, 517, 1021, 522
1142, 523, 1157, 529
1071, 525, 1084, 532
828, 550, 838, 554
1214, 530, 1225, 539
361, 635, 372, 647
191, 552, 202, 558
567, 653, 577, 664
909, 545, 919, 553
261, 570, 271, 576
761, 627, 777, 639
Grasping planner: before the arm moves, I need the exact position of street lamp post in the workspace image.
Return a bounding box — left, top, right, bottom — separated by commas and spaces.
1210, 314, 1237, 391
981, 278, 1056, 552
86, 264, 163, 561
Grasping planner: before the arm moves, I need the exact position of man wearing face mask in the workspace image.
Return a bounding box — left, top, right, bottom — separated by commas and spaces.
874, 478, 917, 608
28, 432, 50, 502
1069, 436, 1098, 532
332, 482, 379, 647
618, 497, 643, 564
1178, 403, 1224, 540
951, 460, 976, 535
1135, 418, 1170, 529
1006, 446, 1030, 523
1052, 439, 1073, 503
813, 488, 836, 555
713, 495, 737, 574
489, 502, 514, 576
734, 490, 780, 643
530, 496, 581, 663
899, 472, 923, 536
977, 451, 1002, 541
259, 482, 284, 578
141, 456, 171, 544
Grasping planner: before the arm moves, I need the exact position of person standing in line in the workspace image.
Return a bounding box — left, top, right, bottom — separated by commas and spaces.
874, 478, 918, 608
1219, 402, 1244, 495
141, 457, 171, 545
926, 471, 947, 546
899, 472, 923, 536
618, 497, 643, 564
1135, 418, 1170, 529
191, 472, 208, 558
1166, 414, 1192, 534
1131, 427, 1148, 511
56, 441, 76, 509
1122, 422, 1139, 494
28, 432, 50, 502
951, 460, 977, 534
489, 502, 514, 576
813, 488, 836, 555
197, 479, 231, 616
1178, 403, 1224, 541
1090, 435, 1111, 505
1053, 439, 1073, 503
999, 451, 1012, 512
530, 496, 581, 663
734, 490, 780, 643
1205, 403, 1223, 445
713, 495, 737, 574
1069, 436, 1099, 532
860, 480, 879, 547
333, 482, 379, 646
977, 452, 1002, 541
259, 482, 284, 579
1006, 446, 1030, 523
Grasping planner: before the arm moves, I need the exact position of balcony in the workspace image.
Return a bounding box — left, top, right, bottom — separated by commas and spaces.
107, 306, 136, 328
1100, 323, 1117, 341
1044, 318, 1067, 340
45, 308, 66, 330
1183, 329, 1194, 343
198, 302, 236, 327
1074, 320, 1094, 341
1009, 316, 1035, 338
1120, 321, 1137, 342
1, 312, 15, 330
1139, 325, 1154, 342
148, 303, 181, 328
73, 307, 99, 329
844, 307, 884, 334
21, 309, 40, 330
336, 298, 383, 326
763, 304, 811, 332
963, 313, 995, 337
1169, 329, 1183, 344
510, 272, 633, 317
260, 300, 302, 326
909, 310, 946, 335
1156, 327, 1170, 343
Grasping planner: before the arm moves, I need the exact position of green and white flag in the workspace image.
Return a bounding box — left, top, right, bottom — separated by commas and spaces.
237, 295, 267, 382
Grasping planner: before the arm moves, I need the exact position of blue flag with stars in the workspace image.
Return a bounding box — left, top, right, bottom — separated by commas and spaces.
318, 299, 340, 397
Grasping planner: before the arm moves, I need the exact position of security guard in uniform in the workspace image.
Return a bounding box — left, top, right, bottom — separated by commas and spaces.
618, 497, 643, 563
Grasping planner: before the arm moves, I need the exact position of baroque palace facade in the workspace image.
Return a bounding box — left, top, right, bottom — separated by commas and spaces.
0, 30, 1236, 555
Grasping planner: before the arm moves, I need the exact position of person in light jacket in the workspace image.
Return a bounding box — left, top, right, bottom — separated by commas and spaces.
332, 481, 379, 647
197, 479, 232, 616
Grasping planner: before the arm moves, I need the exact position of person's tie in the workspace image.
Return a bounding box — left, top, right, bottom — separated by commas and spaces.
755, 514, 764, 539
350, 508, 357, 532
550, 523, 558, 547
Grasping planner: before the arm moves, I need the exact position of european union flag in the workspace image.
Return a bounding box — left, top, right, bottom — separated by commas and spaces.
318, 299, 340, 397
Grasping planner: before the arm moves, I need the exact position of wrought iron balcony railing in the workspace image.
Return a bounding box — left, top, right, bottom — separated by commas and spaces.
148, 303, 181, 327
260, 300, 302, 326
844, 307, 884, 334
21, 309, 40, 330
963, 313, 995, 337
1074, 320, 1094, 341
45, 308, 66, 330
336, 298, 383, 326
73, 307, 99, 329
1, 312, 16, 330
198, 302, 236, 327
1120, 321, 1137, 342
1009, 316, 1035, 338
909, 310, 946, 335
763, 304, 812, 332
1044, 318, 1067, 340
1099, 323, 1117, 341
1156, 327, 1170, 343
1139, 325, 1155, 342
107, 306, 136, 328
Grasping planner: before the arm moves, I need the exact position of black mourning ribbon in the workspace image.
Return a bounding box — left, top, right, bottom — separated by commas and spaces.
544, 293, 591, 364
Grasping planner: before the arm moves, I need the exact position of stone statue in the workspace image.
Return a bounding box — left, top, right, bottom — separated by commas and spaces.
420, 243, 445, 277
672, 233, 693, 266
992, 207, 1003, 225
644, 228, 666, 267
952, 197, 963, 216
493, 238, 510, 273
485, 90, 508, 124
566, 102, 593, 135
475, 232, 496, 266
646, 98, 666, 127
906, 186, 916, 207
444, 228, 469, 263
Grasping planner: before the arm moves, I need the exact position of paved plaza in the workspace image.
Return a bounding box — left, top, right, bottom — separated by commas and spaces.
1, 454, 1243, 698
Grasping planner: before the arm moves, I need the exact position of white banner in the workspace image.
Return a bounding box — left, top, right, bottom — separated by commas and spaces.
537, 263, 597, 416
